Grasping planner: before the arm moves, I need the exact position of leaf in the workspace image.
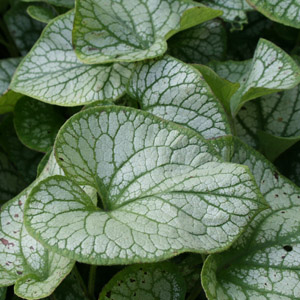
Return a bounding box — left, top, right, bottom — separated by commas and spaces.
275, 141, 300, 187
0, 58, 23, 114
10, 11, 134, 106
0, 115, 42, 184
0, 152, 75, 299
0, 288, 6, 300
27, 5, 57, 24
127, 56, 231, 139
25, 106, 266, 265
173, 254, 203, 293
202, 136, 300, 300
168, 19, 227, 65
209, 39, 300, 115
234, 82, 300, 159
201, 0, 253, 25
4, 2, 45, 56
72, 0, 222, 64
14, 97, 65, 152
193, 64, 240, 114
99, 262, 186, 300
22, 0, 74, 8
247, 0, 300, 29
0, 149, 27, 205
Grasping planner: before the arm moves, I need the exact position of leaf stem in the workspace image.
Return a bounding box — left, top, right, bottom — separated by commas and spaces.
73, 265, 90, 300
186, 284, 203, 300
88, 265, 97, 300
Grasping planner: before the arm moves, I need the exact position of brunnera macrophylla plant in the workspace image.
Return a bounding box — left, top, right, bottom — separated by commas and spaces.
1, 0, 300, 299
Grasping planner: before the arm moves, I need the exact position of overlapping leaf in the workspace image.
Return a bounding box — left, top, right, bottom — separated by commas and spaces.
0, 115, 42, 184
127, 56, 231, 139
201, 0, 252, 25
168, 19, 226, 64
202, 136, 300, 299
247, 0, 300, 28
25, 106, 266, 265
0, 58, 22, 114
0, 152, 75, 299
14, 97, 65, 152
72, 0, 222, 64
0, 288, 6, 300
22, 0, 74, 8
27, 5, 57, 24
99, 263, 186, 300
234, 81, 300, 159
208, 39, 300, 115
10, 11, 134, 106
4, 2, 45, 55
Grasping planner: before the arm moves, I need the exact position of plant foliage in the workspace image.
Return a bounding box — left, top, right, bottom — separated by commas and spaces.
1, 0, 300, 299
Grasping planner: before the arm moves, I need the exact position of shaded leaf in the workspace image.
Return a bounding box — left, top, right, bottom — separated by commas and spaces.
14, 97, 65, 152
27, 5, 57, 23
4, 2, 45, 56
0, 58, 22, 114
99, 263, 186, 300
168, 19, 227, 64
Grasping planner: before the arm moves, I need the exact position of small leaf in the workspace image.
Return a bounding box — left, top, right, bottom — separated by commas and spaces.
99, 263, 186, 300
0, 152, 75, 299
247, 0, 300, 28
72, 0, 222, 64
4, 2, 45, 55
14, 97, 65, 152
127, 56, 231, 139
201, 0, 253, 25
0, 58, 23, 114
10, 11, 134, 106
27, 5, 57, 24
25, 107, 266, 265
168, 19, 227, 64
202, 136, 300, 300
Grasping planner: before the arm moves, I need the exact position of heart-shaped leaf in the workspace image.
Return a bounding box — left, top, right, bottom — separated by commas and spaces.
127, 56, 231, 139
14, 97, 65, 152
0, 152, 75, 299
247, 0, 300, 28
168, 19, 226, 65
0, 58, 22, 114
99, 263, 186, 300
208, 39, 300, 115
10, 11, 134, 106
25, 106, 266, 265
202, 136, 300, 299
72, 0, 222, 64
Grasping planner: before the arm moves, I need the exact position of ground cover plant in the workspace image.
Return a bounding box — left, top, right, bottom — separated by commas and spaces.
1, 0, 300, 299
